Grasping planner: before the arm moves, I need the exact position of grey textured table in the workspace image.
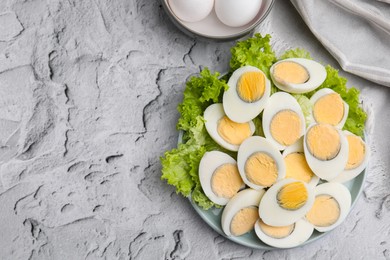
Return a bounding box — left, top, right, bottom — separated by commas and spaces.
0, 1, 389, 259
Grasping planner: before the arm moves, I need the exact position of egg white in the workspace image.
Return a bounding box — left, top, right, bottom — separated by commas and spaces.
309, 88, 349, 129
204, 103, 255, 151
303, 123, 349, 181
259, 178, 315, 227
221, 188, 265, 237
262, 92, 306, 150
254, 219, 314, 249
305, 182, 351, 232
237, 136, 286, 190
270, 58, 327, 94
223, 66, 271, 123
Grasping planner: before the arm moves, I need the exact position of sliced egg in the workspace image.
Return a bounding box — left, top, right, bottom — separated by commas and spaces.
204, 103, 255, 151
168, 0, 214, 23
310, 88, 349, 128
282, 137, 320, 188
330, 131, 369, 183
254, 219, 314, 248
221, 188, 265, 236
305, 182, 351, 232
199, 151, 245, 206
259, 179, 315, 226
215, 0, 263, 27
270, 58, 327, 94
262, 92, 306, 150
223, 66, 271, 123
237, 136, 286, 190
304, 123, 349, 181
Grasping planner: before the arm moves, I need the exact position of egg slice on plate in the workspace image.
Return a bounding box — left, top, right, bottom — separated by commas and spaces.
254, 218, 314, 248
237, 136, 286, 190
223, 66, 271, 123
270, 58, 327, 94
305, 182, 351, 232
282, 137, 320, 188
310, 88, 349, 128
221, 188, 265, 236
330, 131, 369, 183
304, 123, 349, 181
204, 103, 255, 151
262, 92, 306, 150
259, 178, 315, 226
199, 151, 245, 206
168, 0, 214, 23
215, 0, 263, 27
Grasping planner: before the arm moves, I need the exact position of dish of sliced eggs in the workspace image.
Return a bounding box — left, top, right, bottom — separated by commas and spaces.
186, 58, 368, 249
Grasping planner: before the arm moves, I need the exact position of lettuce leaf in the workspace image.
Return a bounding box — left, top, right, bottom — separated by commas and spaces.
279, 48, 312, 60
292, 94, 313, 127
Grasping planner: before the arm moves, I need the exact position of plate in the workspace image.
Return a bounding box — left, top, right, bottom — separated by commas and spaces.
161, 0, 275, 41
178, 132, 367, 250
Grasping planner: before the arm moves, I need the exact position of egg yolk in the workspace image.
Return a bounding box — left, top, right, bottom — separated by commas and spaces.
245, 152, 278, 187
230, 207, 259, 236
270, 110, 302, 146
277, 182, 308, 210
211, 163, 244, 199
306, 124, 341, 161
217, 116, 252, 145
273, 61, 309, 84
345, 135, 366, 170
313, 93, 344, 126
306, 195, 340, 227
284, 153, 314, 183
237, 71, 265, 103
258, 219, 295, 239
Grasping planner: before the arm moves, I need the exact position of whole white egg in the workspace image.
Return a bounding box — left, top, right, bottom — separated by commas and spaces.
262, 92, 306, 150
204, 103, 255, 152
221, 188, 265, 237
215, 0, 263, 27
270, 58, 327, 94
223, 65, 271, 123
168, 0, 214, 23
199, 151, 245, 205
259, 178, 315, 227
254, 218, 314, 248
305, 182, 351, 232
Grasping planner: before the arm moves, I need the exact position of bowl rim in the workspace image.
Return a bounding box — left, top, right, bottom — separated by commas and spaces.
161, 0, 276, 41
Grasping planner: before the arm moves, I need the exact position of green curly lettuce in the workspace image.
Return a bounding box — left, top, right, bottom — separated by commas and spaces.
279, 48, 312, 60
292, 94, 313, 127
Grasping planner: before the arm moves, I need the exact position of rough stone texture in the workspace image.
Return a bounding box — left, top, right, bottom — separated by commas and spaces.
0, 0, 389, 259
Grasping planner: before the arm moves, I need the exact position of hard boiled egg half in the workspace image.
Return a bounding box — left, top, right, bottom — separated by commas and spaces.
223, 66, 271, 123
204, 103, 255, 151
305, 182, 351, 232
304, 123, 349, 181
262, 92, 306, 150
310, 88, 349, 129
270, 58, 327, 94
221, 188, 265, 236
259, 179, 315, 226
237, 136, 286, 190
199, 151, 244, 206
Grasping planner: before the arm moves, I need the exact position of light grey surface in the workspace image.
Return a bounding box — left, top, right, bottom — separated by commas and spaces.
0, 0, 389, 259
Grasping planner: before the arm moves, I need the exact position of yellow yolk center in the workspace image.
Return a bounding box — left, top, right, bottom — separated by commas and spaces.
277, 182, 308, 210
306, 195, 340, 227
217, 116, 252, 145
284, 153, 314, 183
313, 93, 344, 126
306, 124, 341, 161
346, 135, 366, 170
237, 71, 265, 103
211, 163, 243, 199
273, 61, 309, 84
258, 219, 295, 239
230, 207, 259, 236
245, 152, 278, 187
270, 110, 302, 146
